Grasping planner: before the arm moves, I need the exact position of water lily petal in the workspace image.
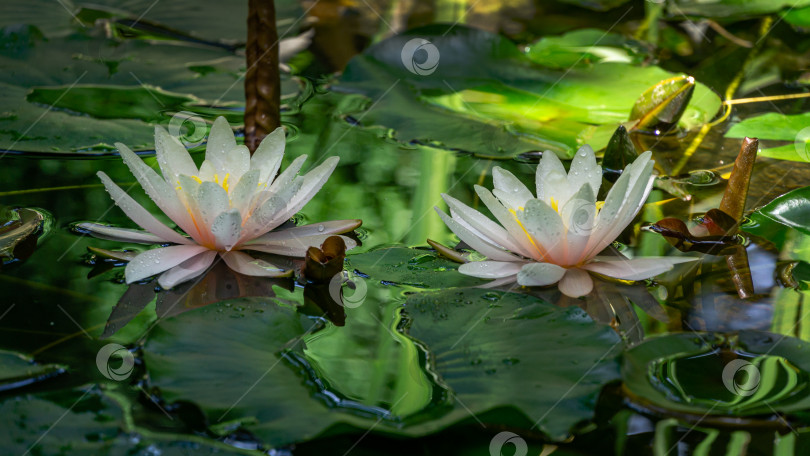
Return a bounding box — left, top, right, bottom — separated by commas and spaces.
536, 150, 569, 203
518, 198, 566, 263
220, 250, 291, 277
116, 142, 198, 234
224, 145, 251, 183
442, 193, 524, 254
265, 156, 340, 228
558, 268, 594, 298
250, 219, 362, 243
125, 244, 210, 283
475, 275, 519, 288
585, 152, 654, 259
268, 154, 308, 193
198, 160, 216, 181
458, 260, 524, 278
474, 185, 539, 260
155, 126, 198, 185
205, 116, 237, 172
251, 127, 286, 184
243, 234, 356, 257
492, 167, 534, 210
97, 172, 191, 245
435, 207, 521, 262
567, 145, 602, 199
210, 209, 243, 251
582, 256, 697, 281
229, 169, 260, 214
76, 222, 167, 244
157, 250, 218, 289
239, 182, 301, 242
516, 262, 566, 286
197, 181, 230, 228
560, 183, 597, 262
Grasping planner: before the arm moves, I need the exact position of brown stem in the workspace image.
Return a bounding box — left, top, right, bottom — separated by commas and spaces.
245, 0, 281, 154
719, 137, 758, 299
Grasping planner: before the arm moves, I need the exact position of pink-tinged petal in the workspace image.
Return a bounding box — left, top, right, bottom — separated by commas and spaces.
205, 116, 237, 171
516, 262, 566, 286
474, 185, 539, 260
243, 234, 356, 257
125, 244, 210, 283
220, 251, 291, 277
97, 172, 191, 245
250, 219, 362, 243
435, 208, 521, 262
239, 190, 297, 242
492, 167, 534, 210
265, 156, 340, 228
251, 127, 285, 184
458, 261, 525, 278
558, 268, 594, 298
210, 209, 243, 251
154, 126, 198, 184
517, 198, 566, 263
475, 275, 518, 288
77, 222, 167, 244
581, 256, 697, 281
157, 250, 217, 289
442, 193, 525, 254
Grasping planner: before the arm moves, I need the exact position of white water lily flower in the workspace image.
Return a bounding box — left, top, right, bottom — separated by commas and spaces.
435, 145, 695, 298
79, 117, 360, 289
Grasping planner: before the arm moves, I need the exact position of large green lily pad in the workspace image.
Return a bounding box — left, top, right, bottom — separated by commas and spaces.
336, 25, 721, 158
142, 287, 621, 447
346, 247, 487, 289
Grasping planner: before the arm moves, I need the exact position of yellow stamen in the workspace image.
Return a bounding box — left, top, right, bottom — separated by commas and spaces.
550, 197, 559, 212
213, 174, 219, 184
221, 173, 230, 193
190, 175, 203, 184
509, 207, 543, 255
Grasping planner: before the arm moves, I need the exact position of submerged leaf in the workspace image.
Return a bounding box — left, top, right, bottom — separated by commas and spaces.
0, 206, 51, 267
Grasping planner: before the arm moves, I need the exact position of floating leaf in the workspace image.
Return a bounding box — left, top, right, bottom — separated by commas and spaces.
726, 112, 810, 162
630, 75, 695, 133
336, 25, 721, 158
602, 125, 637, 181
346, 247, 487, 289
0, 206, 51, 267
665, 0, 810, 19
750, 186, 810, 237
0, 350, 65, 392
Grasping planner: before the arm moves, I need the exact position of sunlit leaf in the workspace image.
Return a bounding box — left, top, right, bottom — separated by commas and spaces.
726, 112, 810, 163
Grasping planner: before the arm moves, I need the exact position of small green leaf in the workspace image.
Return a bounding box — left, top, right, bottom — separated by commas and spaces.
630, 75, 695, 133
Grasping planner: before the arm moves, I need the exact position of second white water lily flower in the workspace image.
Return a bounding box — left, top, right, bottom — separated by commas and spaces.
436, 146, 694, 298
80, 117, 360, 289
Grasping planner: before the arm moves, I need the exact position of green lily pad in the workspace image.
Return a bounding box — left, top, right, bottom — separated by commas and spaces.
336, 25, 721, 159
623, 332, 810, 419
726, 112, 810, 162
142, 287, 621, 447
346, 247, 487, 289
750, 186, 810, 236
